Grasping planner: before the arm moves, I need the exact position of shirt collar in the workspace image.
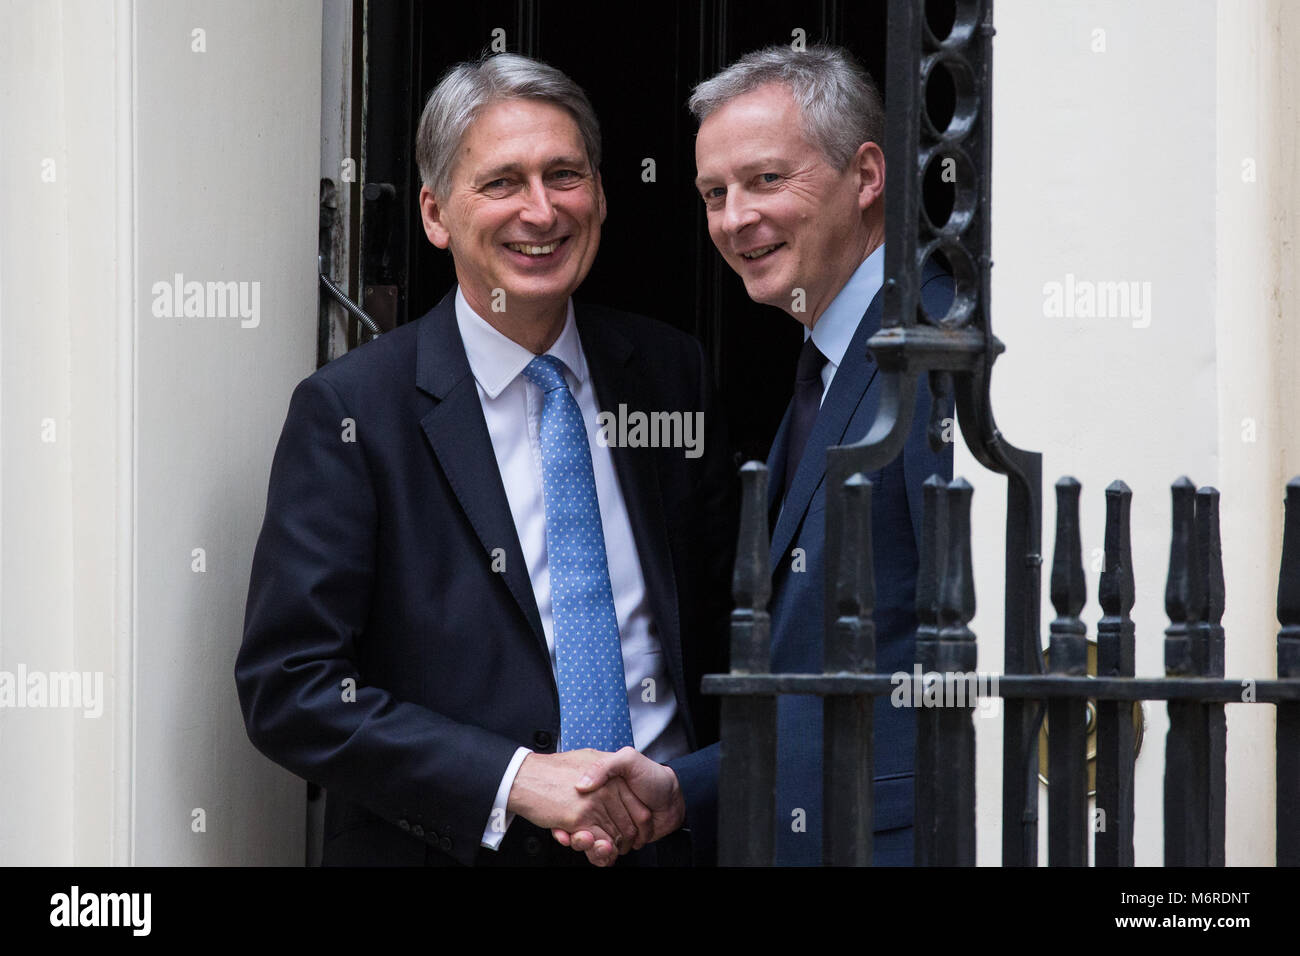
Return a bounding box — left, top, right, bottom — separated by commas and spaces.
454, 286, 587, 398
804, 242, 886, 368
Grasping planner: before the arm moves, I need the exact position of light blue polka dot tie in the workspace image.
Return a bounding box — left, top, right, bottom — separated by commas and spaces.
522, 354, 634, 752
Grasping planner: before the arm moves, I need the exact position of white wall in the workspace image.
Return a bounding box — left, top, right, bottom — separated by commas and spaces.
0, 0, 112, 866
0, 0, 321, 864
1212, 0, 1300, 867
970, 0, 1298, 865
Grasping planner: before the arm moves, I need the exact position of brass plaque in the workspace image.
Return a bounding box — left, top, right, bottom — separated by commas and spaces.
1037, 639, 1145, 795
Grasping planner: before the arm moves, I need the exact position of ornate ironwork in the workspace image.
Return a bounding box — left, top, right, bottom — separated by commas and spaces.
822, 0, 1046, 867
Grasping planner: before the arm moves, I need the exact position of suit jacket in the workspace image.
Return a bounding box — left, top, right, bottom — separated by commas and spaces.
235, 289, 736, 866
672, 262, 954, 865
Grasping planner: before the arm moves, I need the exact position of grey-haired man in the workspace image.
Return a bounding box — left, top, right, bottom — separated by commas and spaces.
236, 53, 735, 867
579, 44, 953, 866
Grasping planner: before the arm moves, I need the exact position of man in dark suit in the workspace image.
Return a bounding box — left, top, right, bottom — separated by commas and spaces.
576, 44, 952, 865
235, 53, 734, 867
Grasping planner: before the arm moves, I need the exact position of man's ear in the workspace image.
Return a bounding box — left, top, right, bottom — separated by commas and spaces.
419, 184, 452, 249
854, 141, 886, 212
594, 171, 608, 225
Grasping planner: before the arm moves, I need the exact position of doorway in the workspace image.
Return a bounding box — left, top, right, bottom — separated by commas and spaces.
359, 0, 890, 466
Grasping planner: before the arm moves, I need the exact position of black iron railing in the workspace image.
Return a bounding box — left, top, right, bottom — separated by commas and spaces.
705, 468, 1300, 865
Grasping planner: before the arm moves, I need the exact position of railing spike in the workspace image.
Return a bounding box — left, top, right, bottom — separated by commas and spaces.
1194, 486, 1226, 864
1050, 477, 1086, 620
913, 474, 946, 867
833, 474, 875, 634
1165, 477, 1210, 866
1165, 477, 1200, 672
719, 461, 777, 865
1195, 487, 1225, 629
1099, 480, 1135, 621
1096, 479, 1136, 866
1047, 476, 1088, 865
916, 473, 947, 631
823, 472, 875, 866
1277, 477, 1300, 865
1278, 477, 1300, 635
933, 476, 976, 865
939, 477, 976, 631
732, 461, 771, 621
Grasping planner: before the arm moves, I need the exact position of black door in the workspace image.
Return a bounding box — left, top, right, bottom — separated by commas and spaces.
362, 0, 889, 466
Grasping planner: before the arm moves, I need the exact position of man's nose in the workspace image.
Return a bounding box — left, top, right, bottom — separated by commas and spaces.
518, 178, 558, 230
720, 190, 759, 236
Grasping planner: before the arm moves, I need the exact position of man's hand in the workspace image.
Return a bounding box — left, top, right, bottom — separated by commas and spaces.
551, 746, 685, 863
506, 749, 655, 867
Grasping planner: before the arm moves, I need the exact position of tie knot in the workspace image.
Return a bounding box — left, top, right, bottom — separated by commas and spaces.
796, 337, 827, 384
523, 354, 570, 394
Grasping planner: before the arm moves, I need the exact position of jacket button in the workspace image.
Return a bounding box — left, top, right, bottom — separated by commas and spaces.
411, 824, 424, 838
397, 818, 410, 831
439, 836, 452, 852
533, 730, 553, 749
524, 836, 541, 855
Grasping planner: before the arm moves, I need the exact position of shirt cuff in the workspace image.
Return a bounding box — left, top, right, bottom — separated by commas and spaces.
480, 746, 531, 850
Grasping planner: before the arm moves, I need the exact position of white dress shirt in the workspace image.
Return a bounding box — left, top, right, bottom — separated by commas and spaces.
805, 243, 886, 402
452, 288, 690, 850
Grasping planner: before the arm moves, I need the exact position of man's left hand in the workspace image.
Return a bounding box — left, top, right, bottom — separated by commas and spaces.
551, 746, 686, 864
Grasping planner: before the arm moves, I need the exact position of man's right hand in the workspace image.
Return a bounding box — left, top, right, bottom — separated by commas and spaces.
554, 746, 685, 861
506, 749, 654, 867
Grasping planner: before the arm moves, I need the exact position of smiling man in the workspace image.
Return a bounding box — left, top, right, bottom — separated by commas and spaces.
694, 44, 954, 865
579, 44, 954, 866
236, 54, 735, 867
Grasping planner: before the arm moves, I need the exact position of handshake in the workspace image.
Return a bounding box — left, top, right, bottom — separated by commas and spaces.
505, 746, 685, 866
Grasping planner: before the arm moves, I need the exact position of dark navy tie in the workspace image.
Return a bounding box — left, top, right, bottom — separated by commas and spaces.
782, 336, 828, 501
522, 355, 634, 752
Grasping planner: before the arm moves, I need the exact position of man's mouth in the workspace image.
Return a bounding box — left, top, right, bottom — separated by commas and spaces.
505, 237, 567, 257
739, 242, 785, 260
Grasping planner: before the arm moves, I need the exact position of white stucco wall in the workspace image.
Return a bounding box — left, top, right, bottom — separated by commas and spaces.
0, 0, 322, 864
968, 0, 1298, 865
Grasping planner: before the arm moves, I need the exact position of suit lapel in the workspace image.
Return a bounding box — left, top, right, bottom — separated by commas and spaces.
576, 306, 687, 737
765, 403, 795, 528
414, 290, 547, 656
767, 291, 883, 572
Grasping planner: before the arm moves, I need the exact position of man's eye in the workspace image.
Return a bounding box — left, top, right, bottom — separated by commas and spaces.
702, 187, 725, 202
760, 172, 781, 184
483, 178, 511, 191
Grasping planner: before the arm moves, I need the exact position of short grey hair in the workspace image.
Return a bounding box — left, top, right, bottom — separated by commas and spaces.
688, 44, 884, 170
415, 53, 602, 199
